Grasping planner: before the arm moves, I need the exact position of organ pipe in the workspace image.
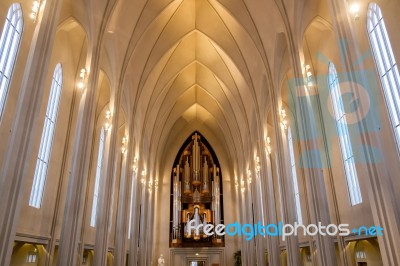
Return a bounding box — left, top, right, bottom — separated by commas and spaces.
183, 156, 191, 194
202, 156, 210, 193
170, 132, 223, 245
213, 165, 221, 225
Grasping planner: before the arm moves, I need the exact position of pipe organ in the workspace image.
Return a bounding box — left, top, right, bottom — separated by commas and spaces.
170, 133, 224, 247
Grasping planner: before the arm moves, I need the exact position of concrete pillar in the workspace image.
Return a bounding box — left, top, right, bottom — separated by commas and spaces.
93, 114, 121, 266
253, 165, 266, 266
270, 96, 301, 266
285, 41, 337, 265
57, 46, 102, 266
114, 153, 131, 266
263, 148, 281, 266
138, 176, 149, 266
128, 169, 141, 266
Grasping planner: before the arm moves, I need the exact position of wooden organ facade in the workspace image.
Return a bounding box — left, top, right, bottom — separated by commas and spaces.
170, 132, 224, 247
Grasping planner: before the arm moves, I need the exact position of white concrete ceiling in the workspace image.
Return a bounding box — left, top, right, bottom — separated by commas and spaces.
62, 0, 326, 175
103, 0, 287, 167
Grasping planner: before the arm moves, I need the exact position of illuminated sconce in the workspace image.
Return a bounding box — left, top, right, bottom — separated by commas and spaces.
304, 64, 313, 87
148, 179, 153, 192
266, 137, 272, 154
247, 169, 252, 184
104, 123, 110, 132
349, 3, 360, 20
104, 110, 111, 132
30, 0, 41, 22
121, 136, 128, 155
105, 110, 111, 119
240, 179, 245, 193
255, 157, 261, 173
141, 169, 146, 184
132, 157, 138, 172
235, 177, 239, 190
280, 108, 288, 130
77, 68, 86, 89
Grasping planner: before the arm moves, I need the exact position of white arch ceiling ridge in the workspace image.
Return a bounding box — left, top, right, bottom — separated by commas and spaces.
140, 62, 248, 155
138, 32, 247, 112
146, 89, 243, 172
102, 0, 272, 172
135, 2, 253, 94
134, 34, 258, 143
141, 56, 244, 130
119, 0, 266, 103
136, 35, 252, 143
144, 84, 232, 147
154, 86, 232, 137
152, 104, 238, 169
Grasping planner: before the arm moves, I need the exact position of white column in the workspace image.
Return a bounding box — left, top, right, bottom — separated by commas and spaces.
57, 45, 102, 266
113, 145, 130, 266
285, 43, 337, 265
270, 100, 301, 266
93, 98, 124, 265
263, 147, 281, 266
127, 168, 141, 266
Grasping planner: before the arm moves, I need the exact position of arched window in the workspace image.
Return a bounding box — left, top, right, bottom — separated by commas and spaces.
0, 3, 23, 120
367, 3, 400, 151
328, 63, 362, 205
90, 127, 106, 227
288, 127, 302, 224
128, 170, 136, 238
29, 64, 63, 208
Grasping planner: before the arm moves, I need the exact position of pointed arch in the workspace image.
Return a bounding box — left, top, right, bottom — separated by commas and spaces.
367, 2, 400, 154
29, 64, 63, 208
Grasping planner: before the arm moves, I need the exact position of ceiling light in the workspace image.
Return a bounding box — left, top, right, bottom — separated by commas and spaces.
349, 3, 360, 20
350, 3, 360, 14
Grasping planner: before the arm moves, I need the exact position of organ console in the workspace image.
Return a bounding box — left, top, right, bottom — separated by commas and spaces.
170, 132, 224, 247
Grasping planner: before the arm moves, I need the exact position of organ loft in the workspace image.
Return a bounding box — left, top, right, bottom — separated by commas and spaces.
170, 132, 224, 247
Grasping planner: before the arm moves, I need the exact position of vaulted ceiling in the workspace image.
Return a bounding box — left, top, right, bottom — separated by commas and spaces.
63, 0, 322, 175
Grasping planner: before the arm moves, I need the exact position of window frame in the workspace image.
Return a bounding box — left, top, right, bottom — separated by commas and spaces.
29, 63, 63, 208
90, 127, 106, 227
287, 126, 303, 224
328, 62, 363, 206
367, 2, 400, 154
0, 3, 24, 120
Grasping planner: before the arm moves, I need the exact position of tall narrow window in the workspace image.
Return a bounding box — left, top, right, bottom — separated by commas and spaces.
128, 171, 136, 238
29, 64, 63, 208
90, 127, 106, 227
328, 63, 362, 205
0, 3, 23, 120
288, 127, 302, 224
367, 3, 400, 151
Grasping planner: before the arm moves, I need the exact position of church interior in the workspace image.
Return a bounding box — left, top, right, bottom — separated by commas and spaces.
0, 0, 400, 265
